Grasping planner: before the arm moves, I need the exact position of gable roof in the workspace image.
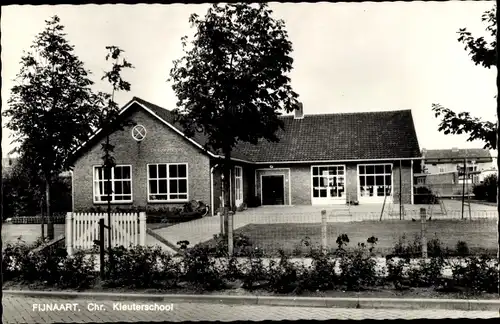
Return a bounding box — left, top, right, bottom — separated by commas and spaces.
233, 110, 421, 162
423, 148, 492, 163
71, 97, 421, 165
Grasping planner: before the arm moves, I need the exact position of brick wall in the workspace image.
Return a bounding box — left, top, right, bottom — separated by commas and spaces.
290, 165, 311, 205
72, 106, 211, 212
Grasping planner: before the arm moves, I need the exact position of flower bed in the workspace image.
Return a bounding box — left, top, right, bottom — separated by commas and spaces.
3, 234, 498, 297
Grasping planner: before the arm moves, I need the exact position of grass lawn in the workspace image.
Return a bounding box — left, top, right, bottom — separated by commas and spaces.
222, 219, 498, 256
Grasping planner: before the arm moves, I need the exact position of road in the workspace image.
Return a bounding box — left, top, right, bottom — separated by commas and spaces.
2, 295, 498, 323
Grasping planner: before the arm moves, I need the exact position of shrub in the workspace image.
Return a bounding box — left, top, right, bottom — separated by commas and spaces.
181, 245, 225, 290
337, 236, 379, 291
302, 246, 337, 291
413, 187, 436, 204
391, 233, 421, 258
472, 174, 497, 203
210, 233, 254, 257
385, 256, 410, 290
58, 250, 97, 289
267, 249, 302, 293
242, 248, 268, 290
407, 257, 445, 287
455, 241, 470, 257
451, 255, 499, 294
427, 234, 445, 258
104, 245, 171, 289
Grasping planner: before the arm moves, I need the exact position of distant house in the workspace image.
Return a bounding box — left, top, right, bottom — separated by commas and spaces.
417, 148, 495, 196
69, 97, 422, 214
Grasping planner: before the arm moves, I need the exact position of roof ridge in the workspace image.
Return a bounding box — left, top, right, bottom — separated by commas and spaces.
280, 109, 412, 118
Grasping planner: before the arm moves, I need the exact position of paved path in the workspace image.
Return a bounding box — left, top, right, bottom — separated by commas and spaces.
2, 295, 498, 322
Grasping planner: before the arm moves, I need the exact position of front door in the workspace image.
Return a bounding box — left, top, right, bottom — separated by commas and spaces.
234, 166, 243, 207
262, 175, 285, 205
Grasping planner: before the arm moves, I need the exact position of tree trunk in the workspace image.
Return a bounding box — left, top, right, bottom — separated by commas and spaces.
40, 201, 45, 240
45, 178, 54, 240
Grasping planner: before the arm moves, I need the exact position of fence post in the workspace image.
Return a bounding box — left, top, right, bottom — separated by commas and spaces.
228, 211, 234, 256
139, 212, 146, 246
98, 218, 106, 279
321, 210, 327, 254
420, 208, 427, 258
65, 212, 73, 256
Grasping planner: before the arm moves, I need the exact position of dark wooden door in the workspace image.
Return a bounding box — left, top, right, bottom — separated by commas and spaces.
262, 176, 285, 205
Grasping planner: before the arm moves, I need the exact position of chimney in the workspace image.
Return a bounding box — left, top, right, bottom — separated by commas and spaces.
294, 102, 304, 119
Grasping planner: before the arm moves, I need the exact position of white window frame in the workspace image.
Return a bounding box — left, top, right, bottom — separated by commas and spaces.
357, 163, 393, 202
93, 164, 133, 204
234, 166, 243, 206
310, 165, 347, 204
147, 163, 189, 203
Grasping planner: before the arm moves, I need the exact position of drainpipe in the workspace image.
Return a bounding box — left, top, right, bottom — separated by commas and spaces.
210, 164, 219, 216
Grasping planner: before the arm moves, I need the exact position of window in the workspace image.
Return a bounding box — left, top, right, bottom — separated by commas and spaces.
148, 163, 188, 201
93, 165, 132, 203
358, 164, 392, 198
439, 167, 445, 173
312, 165, 345, 199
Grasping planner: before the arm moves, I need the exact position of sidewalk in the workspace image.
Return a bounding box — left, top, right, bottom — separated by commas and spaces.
2, 295, 498, 323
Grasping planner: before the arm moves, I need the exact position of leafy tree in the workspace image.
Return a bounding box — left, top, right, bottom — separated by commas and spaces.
432, 5, 497, 149
95, 46, 134, 275
3, 16, 102, 239
169, 3, 299, 225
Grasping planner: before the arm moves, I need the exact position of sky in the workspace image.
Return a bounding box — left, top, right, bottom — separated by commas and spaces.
1, 2, 498, 158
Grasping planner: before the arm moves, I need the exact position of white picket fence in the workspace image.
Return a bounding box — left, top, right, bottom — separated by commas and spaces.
65, 212, 146, 255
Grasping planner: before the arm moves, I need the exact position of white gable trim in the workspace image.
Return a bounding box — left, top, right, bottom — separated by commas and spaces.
71, 98, 253, 164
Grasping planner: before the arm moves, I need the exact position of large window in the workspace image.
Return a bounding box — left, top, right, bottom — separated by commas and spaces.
312, 165, 345, 199
93, 165, 132, 203
358, 164, 392, 198
148, 163, 188, 202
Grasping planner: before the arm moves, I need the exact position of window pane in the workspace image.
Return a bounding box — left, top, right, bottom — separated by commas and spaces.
149, 180, 157, 194
385, 165, 392, 173
375, 175, 384, 185
158, 180, 168, 194
179, 164, 187, 177
366, 165, 374, 174
95, 168, 103, 180
179, 180, 187, 193
158, 165, 167, 178
103, 167, 111, 180
338, 168, 344, 175
170, 180, 178, 193
313, 188, 319, 197
179, 194, 188, 200
169, 165, 178, 178
149, 165, 157, 178
104, 181, 112, 195
122, 195, 132, 201
319, 189, 327, 198
122, 166, 131, 179
170, 194, 179, 200
115, 195, 123, 201
115, 181, 123, 194
313, 177, 319, 187
366, 176, 374, 186
359, 165, 365, 174
114, 167, 122, 179
123, 181, 131, 194
339, 186, 344, 197
385, 175, 391, 186
375, 165, 384, 174
313, 167, 319, 176
360, 176, 365, 186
